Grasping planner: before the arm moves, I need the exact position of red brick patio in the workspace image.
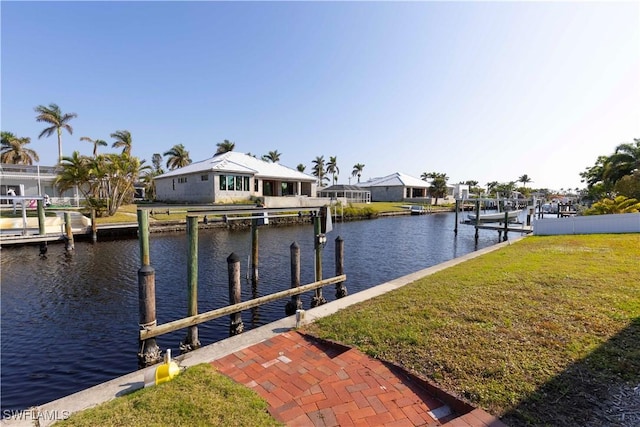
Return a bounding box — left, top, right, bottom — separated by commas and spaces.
211, 331, 507, 426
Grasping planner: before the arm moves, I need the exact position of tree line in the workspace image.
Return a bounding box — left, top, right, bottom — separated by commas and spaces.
3, 103, 637, 215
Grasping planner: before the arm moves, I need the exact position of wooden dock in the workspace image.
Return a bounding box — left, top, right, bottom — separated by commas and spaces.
460, 220, 533, 234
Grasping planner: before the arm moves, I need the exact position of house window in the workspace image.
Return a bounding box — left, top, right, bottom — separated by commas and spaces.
178, 177, 188, 184
254, 179, 259, 192
219, 174, 251, 191
201, 175, 208, 181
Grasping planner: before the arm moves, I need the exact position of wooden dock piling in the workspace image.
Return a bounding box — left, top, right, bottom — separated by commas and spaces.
503, 211, 509, 241
285, 242, 302, 315
37, 200, 46, 236
335, 236, 347, 298
474, 200, 480, 241
251, 219, 259, 286
454, 200, 459, 234
64, 212, 74, 251
227, 253, 244, 336
311, 211, 327, 307
137, 209, 161, 367
91, 209, 97, 243
181, 216, 201, 352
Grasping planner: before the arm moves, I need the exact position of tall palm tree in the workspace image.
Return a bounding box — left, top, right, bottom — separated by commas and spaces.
111, 130, 133, 155
262, 150, 282, 163
163, 144, 192, 170
352, 163, 365, 183
296, 164, 306, 173
1, 132, 40, 165
327, 156, 339, 185
312, 156, 327, 186
216, 139, 235, 154
34, 103, 77, 162
80, 136, 108, 157
518, 174, 532, 187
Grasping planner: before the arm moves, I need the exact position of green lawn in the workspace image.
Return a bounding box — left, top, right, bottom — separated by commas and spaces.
51, 234, 639, 426
59, 364, 282, 427
306, 234, 640, 426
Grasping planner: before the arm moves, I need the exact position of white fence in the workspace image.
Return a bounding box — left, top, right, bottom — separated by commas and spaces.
533, 213, 640, 235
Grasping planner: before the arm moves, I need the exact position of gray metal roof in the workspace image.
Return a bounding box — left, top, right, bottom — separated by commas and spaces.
157, 151, 316, 181
357, 172, 429, 188
319, 184, 368, 192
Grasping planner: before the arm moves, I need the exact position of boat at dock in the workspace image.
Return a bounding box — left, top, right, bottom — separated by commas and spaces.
467, 209, 523, 223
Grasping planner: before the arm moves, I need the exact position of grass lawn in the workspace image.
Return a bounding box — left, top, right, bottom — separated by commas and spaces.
305, 234, 640, 426
59, 364, 282, 427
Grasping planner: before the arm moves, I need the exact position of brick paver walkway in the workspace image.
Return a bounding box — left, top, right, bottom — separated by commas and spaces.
212, 332, 507, 426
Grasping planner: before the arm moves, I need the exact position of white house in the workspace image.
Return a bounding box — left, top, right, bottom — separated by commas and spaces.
155, 151, 320, 207
0, 163, 81, 206
357, 172, 457, 204
356, 172, 430, 202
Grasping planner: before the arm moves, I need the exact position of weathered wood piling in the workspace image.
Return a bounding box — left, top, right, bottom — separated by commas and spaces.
64, 212, 74, 251
181, 216, 201, 352
335, 236, 347, 298
137, 209, 161, 368
37, 200, 46, 236
285, 242, 302, 315
311, 210, 327, 308
228, 252, 244, 336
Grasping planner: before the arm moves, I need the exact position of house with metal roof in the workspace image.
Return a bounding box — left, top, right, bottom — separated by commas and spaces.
357, 172, 456, 203
154, 151, 320, 207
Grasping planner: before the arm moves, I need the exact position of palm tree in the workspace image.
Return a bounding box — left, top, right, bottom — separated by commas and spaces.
163, 144, 192, 170
312, 156, 328, 186
604, 139, 640, 184
1, 131, 40, 165
327, 156, 339, 184
518, 174, 532, 187
352, 163, 365, 183
55, 151, 92, 199
296, 164, 306, 173
585, 195, 640, 215
57, 151, 148, 216
420, 172, 431, 181
34, 103, 77, 162
486, 181, 499, 197
427, 172, 449, 205
216, 139, 235, 154
111, 130, 133, 155
80, 136, 108, 157
152, 153, 164, 173
262, 150, 282, 163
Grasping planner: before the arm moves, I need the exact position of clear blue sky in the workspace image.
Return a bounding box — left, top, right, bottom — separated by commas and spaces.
2, 1, 639, 191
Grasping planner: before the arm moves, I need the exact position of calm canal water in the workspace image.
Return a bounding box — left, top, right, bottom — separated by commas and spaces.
1, 213, 498, 412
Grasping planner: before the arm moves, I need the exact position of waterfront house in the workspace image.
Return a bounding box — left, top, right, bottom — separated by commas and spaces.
357, 172, 430, 202
357, 172, 457, 204
154, 151, 321, 207
0, 163, 82, 206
